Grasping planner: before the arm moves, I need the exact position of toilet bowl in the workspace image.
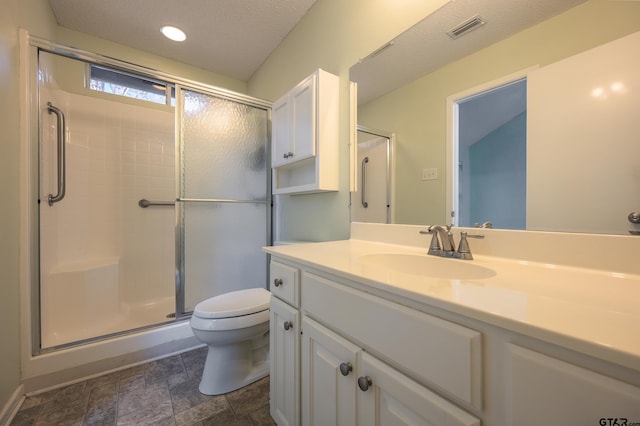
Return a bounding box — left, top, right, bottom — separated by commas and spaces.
190, 287, 271, 395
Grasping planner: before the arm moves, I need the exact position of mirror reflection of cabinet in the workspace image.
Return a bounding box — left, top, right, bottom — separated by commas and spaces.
272, 69, 339, 195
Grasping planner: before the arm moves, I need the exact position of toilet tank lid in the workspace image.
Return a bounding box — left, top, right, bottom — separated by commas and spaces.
193, 288, 270, 319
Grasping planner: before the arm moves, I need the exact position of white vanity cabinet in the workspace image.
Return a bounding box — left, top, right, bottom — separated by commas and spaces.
271, 69, 339, 195
269, 257, 481, 426
302, 271, 481, 426
268, 253, 640, 425
265, 230, 640, 425
301, 316, 359, 425
505, 344, 640, 425
269, 261, 301, 426
356, 352, 480, 426
301, 315, 479, 426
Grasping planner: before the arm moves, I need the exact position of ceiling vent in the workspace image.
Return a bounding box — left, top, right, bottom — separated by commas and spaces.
369, 41, 396, 58
447, 15, 486, 39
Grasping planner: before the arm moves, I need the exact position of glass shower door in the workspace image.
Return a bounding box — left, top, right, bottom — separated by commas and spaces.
38, 52, 176, 349
178, 89, 270, 313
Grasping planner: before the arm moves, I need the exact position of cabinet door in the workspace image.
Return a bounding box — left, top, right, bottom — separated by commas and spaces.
357, 352, 480, 426
290, 73, 316, 162
270, 296, 300, 426
506, 344, 640, 426
271, 95, 292, 168
302, 316, 359, 426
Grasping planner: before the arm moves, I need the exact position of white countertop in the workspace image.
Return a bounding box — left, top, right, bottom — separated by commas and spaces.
265, 238, 640, 371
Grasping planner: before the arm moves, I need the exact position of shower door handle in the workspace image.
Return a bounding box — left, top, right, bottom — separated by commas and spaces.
47, 102, 67, 206
361, 157, 369, 208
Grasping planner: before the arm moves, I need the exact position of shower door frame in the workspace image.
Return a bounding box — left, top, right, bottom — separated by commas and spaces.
27, 35, 272, 355
174, 85, 273, 318
352, 125, 394, 224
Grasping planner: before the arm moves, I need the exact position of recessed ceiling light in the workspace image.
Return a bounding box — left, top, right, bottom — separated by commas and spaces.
161, 26, 186, 42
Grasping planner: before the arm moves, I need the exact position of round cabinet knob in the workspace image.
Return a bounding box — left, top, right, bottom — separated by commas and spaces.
357, 376, 372, 392
283, 321, 293, 331
628, 212, 640, 224
339, 362, 353, 376
283, 153, 289, 159
273, 278, 283, 287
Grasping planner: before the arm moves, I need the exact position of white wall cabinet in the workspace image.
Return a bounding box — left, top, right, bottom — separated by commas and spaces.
272, 74, 315, 168
271, 69, 339, 194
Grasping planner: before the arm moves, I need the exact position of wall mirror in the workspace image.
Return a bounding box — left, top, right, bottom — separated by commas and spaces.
350, 0, 640, 235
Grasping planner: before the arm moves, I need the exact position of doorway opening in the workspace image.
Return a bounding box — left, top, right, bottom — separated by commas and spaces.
448, 76, 527, 229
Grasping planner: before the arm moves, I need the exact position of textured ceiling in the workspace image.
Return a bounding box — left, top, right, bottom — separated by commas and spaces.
351, 0, 587, 105
48, 0, 318, 82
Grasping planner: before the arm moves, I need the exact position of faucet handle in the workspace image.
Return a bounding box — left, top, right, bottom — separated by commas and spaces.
457, 231, 473, 260
428, 232, 441, 254
419, 227, 442, 255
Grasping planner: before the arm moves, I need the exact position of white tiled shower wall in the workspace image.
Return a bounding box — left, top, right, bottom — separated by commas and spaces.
40, 87, 175, 345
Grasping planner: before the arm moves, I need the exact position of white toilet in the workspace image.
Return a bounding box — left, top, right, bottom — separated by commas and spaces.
190, 287, 271, 395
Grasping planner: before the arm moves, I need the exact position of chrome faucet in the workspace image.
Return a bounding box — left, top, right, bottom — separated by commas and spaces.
419, 225, 483, 260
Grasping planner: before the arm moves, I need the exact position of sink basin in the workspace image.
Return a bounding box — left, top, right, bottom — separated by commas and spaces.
357, 253, 496, 280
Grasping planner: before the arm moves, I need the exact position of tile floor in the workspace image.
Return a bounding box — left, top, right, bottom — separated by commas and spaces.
10, 346, 276, 426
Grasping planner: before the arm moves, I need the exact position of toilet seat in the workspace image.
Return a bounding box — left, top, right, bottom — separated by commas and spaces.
193, 288, 270, 319
190, 308, 269, 332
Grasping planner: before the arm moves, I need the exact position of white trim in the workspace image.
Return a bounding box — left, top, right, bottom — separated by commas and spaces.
0, 384, 25, 426
19, 27, 36, 381
445, 66, 537, 226
349, 81, 358, 193
389, 133, 397, 224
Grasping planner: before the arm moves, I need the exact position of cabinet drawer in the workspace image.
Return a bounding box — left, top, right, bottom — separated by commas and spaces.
303, 272, 482, 409
270, 260, 300, 307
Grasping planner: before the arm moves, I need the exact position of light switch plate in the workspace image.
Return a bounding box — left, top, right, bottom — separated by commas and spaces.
422, 168, 438, 180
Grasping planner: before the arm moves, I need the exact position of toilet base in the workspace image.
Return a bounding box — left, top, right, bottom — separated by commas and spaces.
198, 335, 270, 395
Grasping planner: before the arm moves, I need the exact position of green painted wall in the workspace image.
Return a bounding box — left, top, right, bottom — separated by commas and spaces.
248, 0, 450, 242
0, 0, 57, 411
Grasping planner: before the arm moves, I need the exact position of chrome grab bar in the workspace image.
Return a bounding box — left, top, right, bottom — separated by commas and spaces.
361, 157, 369, 208
47, 102, 66, 206
138, 199, 175, 208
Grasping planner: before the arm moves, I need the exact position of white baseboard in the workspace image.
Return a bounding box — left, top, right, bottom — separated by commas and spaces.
0, 383, 25, 426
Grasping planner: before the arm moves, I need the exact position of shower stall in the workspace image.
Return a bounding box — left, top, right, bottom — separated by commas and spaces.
33, 43, 271, 353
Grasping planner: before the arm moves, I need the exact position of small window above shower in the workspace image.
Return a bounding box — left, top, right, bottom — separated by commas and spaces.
87, 65, 176, 106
